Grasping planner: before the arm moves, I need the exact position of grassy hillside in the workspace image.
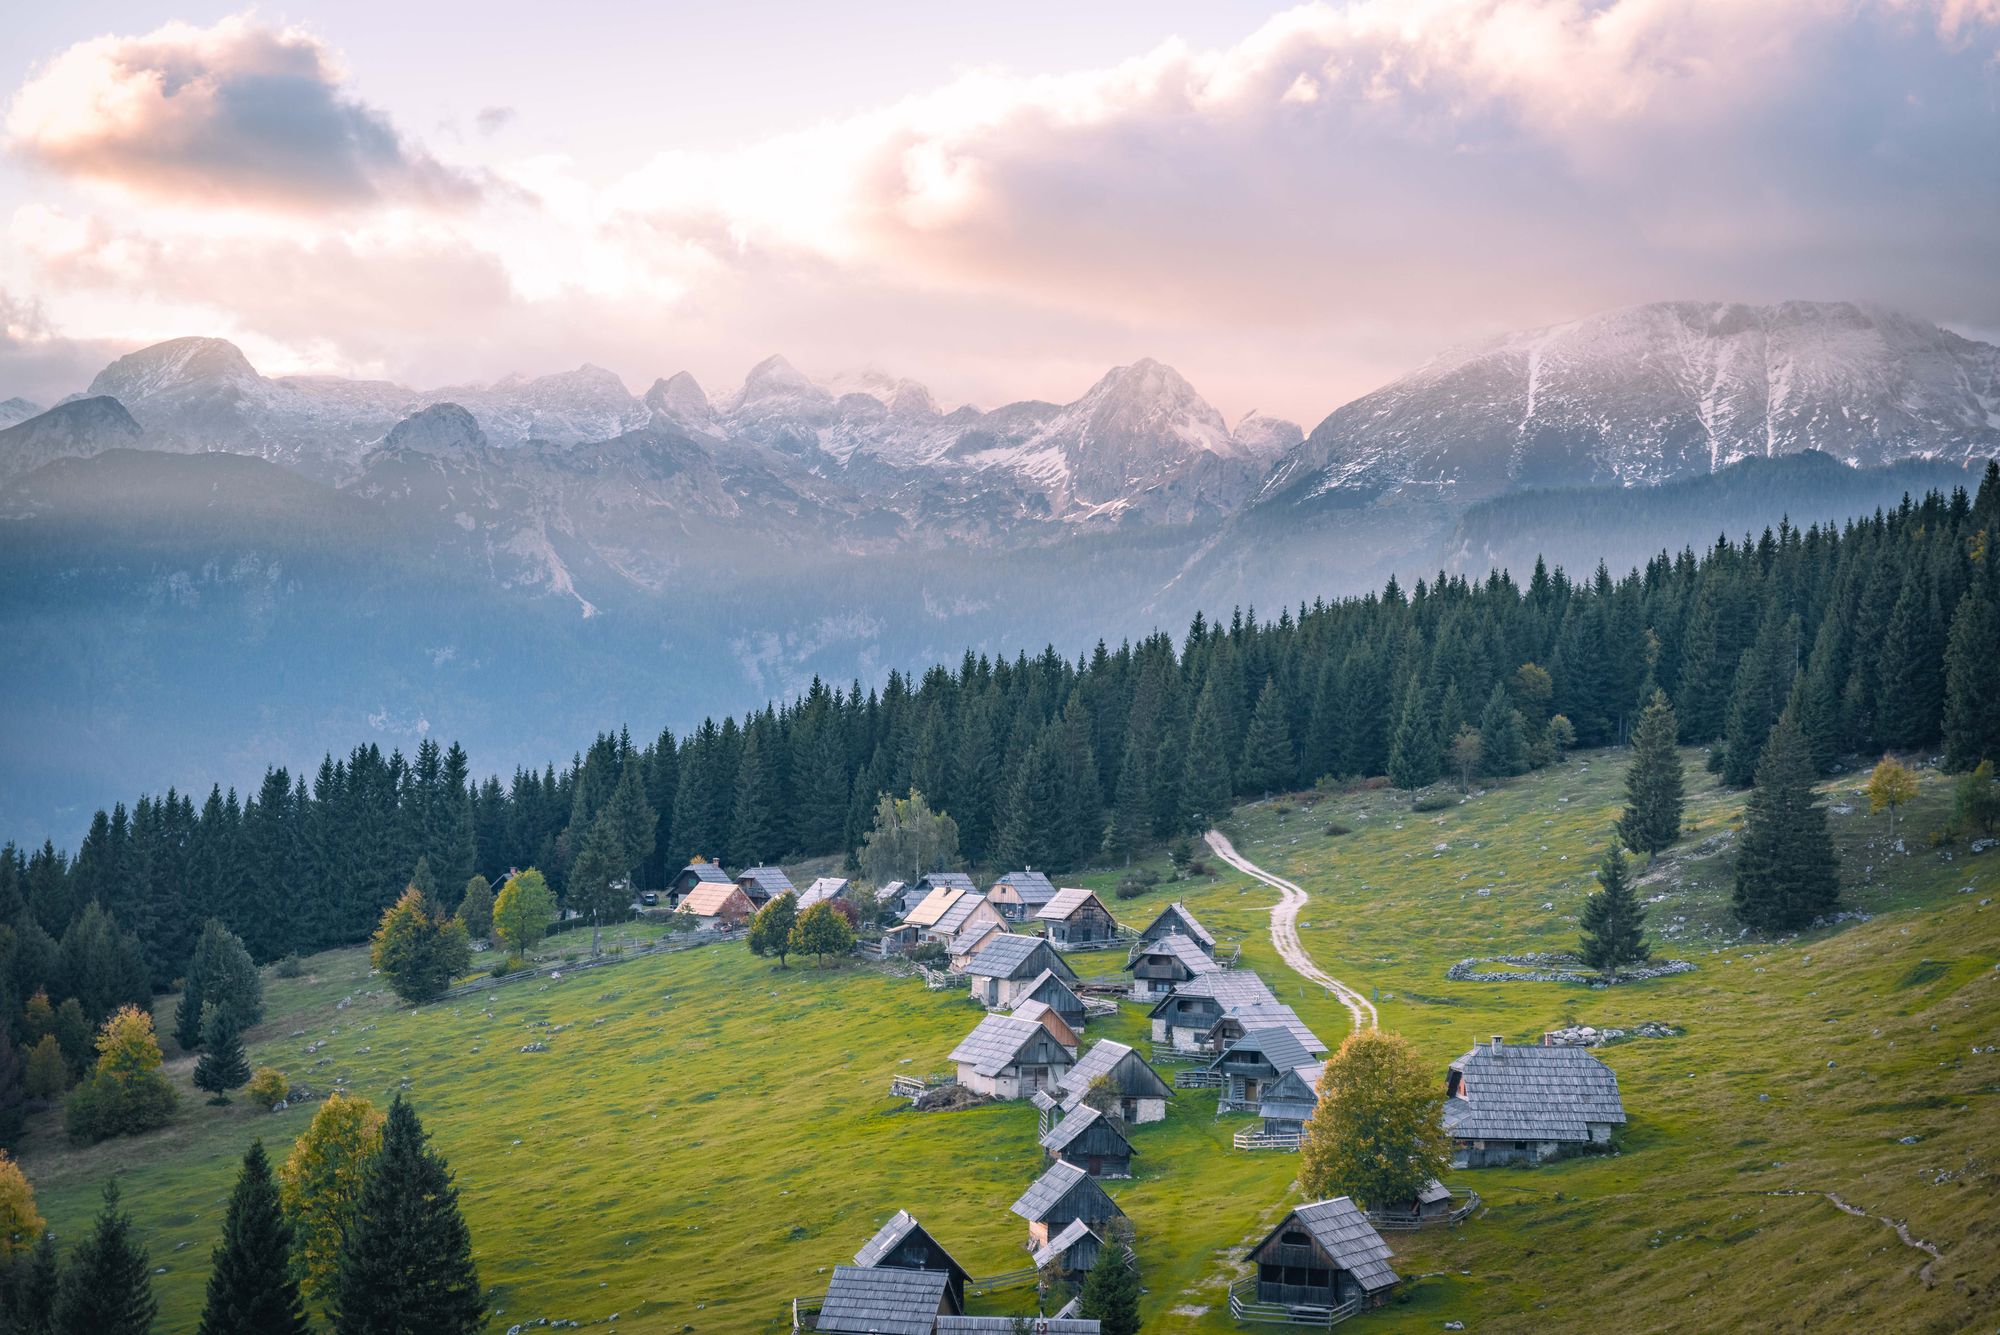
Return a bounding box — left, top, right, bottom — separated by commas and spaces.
16, 749, 1996, 1333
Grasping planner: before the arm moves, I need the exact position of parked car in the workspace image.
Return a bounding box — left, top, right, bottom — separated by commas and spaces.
640, 891, 660, 907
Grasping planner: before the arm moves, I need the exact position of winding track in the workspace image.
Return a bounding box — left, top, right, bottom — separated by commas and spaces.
1205, 829, 1377, 1033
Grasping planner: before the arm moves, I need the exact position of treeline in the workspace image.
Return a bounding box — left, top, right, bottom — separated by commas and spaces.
5, 465, 1999, 988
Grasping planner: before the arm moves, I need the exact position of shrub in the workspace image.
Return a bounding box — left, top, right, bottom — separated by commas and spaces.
247, 1067, 289, 1110
64, 1006, 176, 1143
666, 912, 698, 934
1186, 858, 1212, 877
274, 953, 305, 978
908, 942, 948, 966
1272, 802, 1294, 816
489, 959, 514, 978
1324, 821, 1353, 837
1412, 792, 1455, 813
1168, 839, 1195, 872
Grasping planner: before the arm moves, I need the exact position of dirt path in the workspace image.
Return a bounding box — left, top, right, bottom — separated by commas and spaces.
1205, 829, 1377, 1033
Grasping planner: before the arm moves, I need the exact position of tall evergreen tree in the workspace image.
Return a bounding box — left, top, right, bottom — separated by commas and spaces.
1942, 580, 2000, 770
196, 1141, 309, 1335
1179, 684, 1234, 829
330, 1097, 482, 1335
1388, 675, 1439, 790
1618, 691, 1685, 859
1237, 679, 1296, 796
1578, 843, 1651, 980
0, 1031, 24, 1150
1477, 681, 1528, 777
1732, 712, 1841, 933
193, 1005, 251, 1101
52, 1182, 156, 1335
1076, 1240, 1141, 1335
176, 919, 263, 1051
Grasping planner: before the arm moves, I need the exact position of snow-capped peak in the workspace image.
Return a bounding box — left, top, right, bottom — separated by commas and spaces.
86, 336, 261, 401
735, 354, 829, 408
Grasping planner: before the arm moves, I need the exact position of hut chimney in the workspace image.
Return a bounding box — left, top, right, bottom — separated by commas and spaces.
1491, 1034, 1504, 1052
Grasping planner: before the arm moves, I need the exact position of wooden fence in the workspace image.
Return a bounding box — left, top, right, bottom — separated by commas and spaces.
1232, 1128, 1301, 1151
1226, 1278, 1361, 1327
1367, 1189, 1481, 1230
1174, 1069, 1223, 1089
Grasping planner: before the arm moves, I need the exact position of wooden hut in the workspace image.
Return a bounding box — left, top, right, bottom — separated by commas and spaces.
1443, 1035, 1626, 1166
948, 921, 1007, 971
1035, 888, 1119, 948
1018, 968, 1088, 1033
1056, 1039, 1172, 1124
668, 860, 731, 905
1122, 932, 1219, 1000
809, 1265, 959, 1332
913, 871, 979, 900
679, 880, 754, 929
947, 1013, 1075, 1099
1010, 998, 1079, 1055
1039, 1105, 1134, 1177
1203, 1001, 1327, 1059
736, 866, 795, 907
1131, 902, 1216, 957
1257, 1061, 1324, 1138
797, 877, 850, 912
1030, 1219, 1104, 1283
963, 935, 1078, 1010
1208, 1027, 1314, 1109
851, 1210, 971, 1312
1244, 1197, 1400, 1313
1009, 1160, 1125, 1248
902, 886, 1007, 950
986, 870, 1059, 922
1147, 971, 1278, 1051
878, 880, 915, 916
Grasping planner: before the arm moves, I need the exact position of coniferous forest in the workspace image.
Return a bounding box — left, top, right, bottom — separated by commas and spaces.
3, 466, 1997, 1009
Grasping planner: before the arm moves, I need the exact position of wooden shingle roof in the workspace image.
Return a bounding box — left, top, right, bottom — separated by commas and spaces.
1144, 902, 1215, 948
902, 886, 967, 928
1030, 1218, 1101, 1270
678, 862, 731, 884
947, 1014, 1057, 1078
1444, 1039, 1626, 1143
852, 1210, 970, 1285
1125, 932, 1219, 977
933, 892, 992, 938
917, 871, 979, 895
992, 870, 1059, 905
1263, 1197, 1399, 1293
814, 1265, 950, 1334
1009, 1160, 1122, 1224
962, 933, 1054, 980
1148, 970, 1276, 1014
798, 877, 849, 911
1058, 1040, 1172, 1104
738, 865, 795, 895
1212, 1026, 1315, 1077
1038, 1104, 1133, 1157
1210, 1001, 1328, 1056
1036, 887, 1107, 923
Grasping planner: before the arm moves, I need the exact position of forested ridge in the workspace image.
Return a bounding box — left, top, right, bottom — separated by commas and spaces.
4, 465, 1998, 1012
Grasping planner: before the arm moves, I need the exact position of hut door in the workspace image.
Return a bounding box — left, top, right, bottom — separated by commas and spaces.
1088, 1155, 1102, 1175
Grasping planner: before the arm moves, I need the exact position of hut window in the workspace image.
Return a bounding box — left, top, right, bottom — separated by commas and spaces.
1306, 1267, 1330, 1289
1283, 1265, 1311, 1286
1259, 1263, 1282, 1283
1281, 1229, 1311, 1248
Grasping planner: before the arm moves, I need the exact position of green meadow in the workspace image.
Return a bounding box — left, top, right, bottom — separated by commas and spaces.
16, 748, 1997, 1333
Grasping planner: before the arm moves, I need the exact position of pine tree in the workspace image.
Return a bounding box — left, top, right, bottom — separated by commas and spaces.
1388, 675, 1439, 790
1618, 690, 1685, 859
1179, 684, 1234, 829
330, 1097, 481, 1335
455, 875, 493, 941
193, 1005, 251, 1101
1237, 679, 1296, 796
1102, 733, 1153, 864
1732, 712, 1841, 933
0, 1031, 24, 1150
1717, 610, 1798, 786
1578, 843, 1650, 981
7, 1230, 59, 1335
1477, 681, 1527, 777
1076, 1240, 1141, 1335
52, 1181, 156, 1335
197, 1141, 309, 1335
176, 919, 263, 1051
1942, 582, 2000, 770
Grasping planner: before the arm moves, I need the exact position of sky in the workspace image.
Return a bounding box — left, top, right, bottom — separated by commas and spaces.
2, 0, 1997, 426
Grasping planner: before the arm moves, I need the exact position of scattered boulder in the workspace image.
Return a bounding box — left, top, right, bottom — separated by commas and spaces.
912, 1082, 990, 1113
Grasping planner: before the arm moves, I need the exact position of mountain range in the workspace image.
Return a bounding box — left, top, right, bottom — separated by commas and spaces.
3, 299, 1996, 840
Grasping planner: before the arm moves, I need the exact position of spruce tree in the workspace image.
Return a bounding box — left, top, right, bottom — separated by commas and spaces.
1942, 582, 2000, 771
1237, 679, 1296, 797
1179, 685, 1234, 829
197, 1141, 308, 1335
53, 1181, 156, 1335
0, 1030, 24, 1150
7, 1231, 60, 1335
193, 1005, 251, 1101
1578, 843, 1650, 981
1388, 675, 1439, 790
1477, 681, 1527, 777
1618, 690, 1685, 859
176, 919, 263, 1052
330, 1097, 482, 1335
1077, 1241, 1141, 1335
1102, 734, 1153, 864
1732, 712, 1841, 933
1717, 610, 1798, 786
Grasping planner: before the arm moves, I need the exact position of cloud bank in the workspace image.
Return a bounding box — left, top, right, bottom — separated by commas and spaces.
4, 2, 1998, 421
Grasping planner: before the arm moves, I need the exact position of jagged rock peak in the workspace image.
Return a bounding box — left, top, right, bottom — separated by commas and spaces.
646, 371, 713, 419
737, 354, 828, 405
0, 397, 43, 428
383, 402, 487, 454
86, 337, 260, 399
1231, 411, 1304, 456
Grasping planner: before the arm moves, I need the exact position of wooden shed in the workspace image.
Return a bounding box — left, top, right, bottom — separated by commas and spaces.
1443, 1035, 1626, 1166
736, 865, 796, 906
1131, 902, 1216, 957
1035, 888, 1119, 948
986, 869, 1059, 922
809, 1265, 959, 1332
963, 934, 1077, 1010
1056, 1039, 1172, 1125
1208, 1026, 1315, 1109
1030, 1218, 1104, 1282
1039, 1104, 1134, 1177
947, 1013, 1076, 1099
852, 1210, 971, 1312
1147, 971, 1278, 1052
1009, 1160, 1125, 1248
679, 880, 755, 928
668, 860, 731, 905
1258, 1061, 1324, 1138
1123, 932, 1220, 1000
1244, 1197, 1400, 1314
798, 877, 850, 912
1018, 968, 1089, 1034
1010, 998, 1079, 1054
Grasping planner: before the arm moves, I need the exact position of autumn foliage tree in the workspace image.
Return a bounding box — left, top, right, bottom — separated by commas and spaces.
64, 1005, 176, 1143
491, 869, 556, 966
1299, 1029, 1452, 1210
789, 900, 855, 967
747, 891, 799, 968
0, 1151, 42, 1260
1866, 755, 1919, 842
369, 887, 471, 1003
278, 1092, 385, 1307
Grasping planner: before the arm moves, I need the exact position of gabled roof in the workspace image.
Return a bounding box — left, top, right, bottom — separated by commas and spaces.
1259, 1062, 1324, 1121
1211, 1026, 1314, 1077
1031, 1218, 1102, 1269
814, 1265, 950, 1334
1039, 1104, 1133, 1157
947, 1014, 1066, 1079
1417, 1179, 1452, 1205
1257, 1197, 1399, 1293
917, 871, 979, 895
1146, 901, 1215, 948
934, 892, 994, 938
676, 861, 732, 884
1036, 887, 1109, 923
852, 1210, 970, 1285
950, 921, 1004, 958
1058, 1040, 1173, 1104
963, 933, 1054, 980
1210, 1002, 1328, 1057
1021, 967, 1084, 1004
903, 886, 967, 928
1444, 1040, 1626, 1143
1125, 932, 1220, 977
680, 882, 751, 917
738, 865, 795, 894
798, 877, 849, 911
1149, 969, 1276, 1012
991, 870, 1059, 905
1009, 1160, 1121, 1224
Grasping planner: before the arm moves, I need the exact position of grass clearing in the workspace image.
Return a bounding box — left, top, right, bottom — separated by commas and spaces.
17, 750, 1998, 1332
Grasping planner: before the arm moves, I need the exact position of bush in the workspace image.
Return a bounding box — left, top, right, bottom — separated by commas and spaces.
1412, 792, 1456, 813
1115, 869, 1160, 900
274, 953, 305, 978
64, 1068, 176, 1143
489, 959, 514, 978
666, 912, 697, 934
1186, 858, 1212, 877
247, 1067, 290, 1110
908, 942, 948, 966
1272, 802, 1294, 816
1324, 821, 1353, 837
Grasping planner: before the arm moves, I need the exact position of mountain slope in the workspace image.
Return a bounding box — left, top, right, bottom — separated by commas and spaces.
0, 397, 144, 486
